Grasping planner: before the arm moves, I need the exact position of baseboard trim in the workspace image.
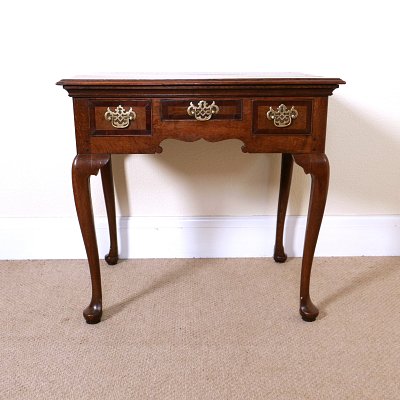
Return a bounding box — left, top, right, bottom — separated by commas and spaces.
1, 215, 399, 259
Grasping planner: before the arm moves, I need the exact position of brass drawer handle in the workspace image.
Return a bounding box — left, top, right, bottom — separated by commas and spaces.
266, 104, 298, 128
104, 105, 136, 129
187, 100, 219, 121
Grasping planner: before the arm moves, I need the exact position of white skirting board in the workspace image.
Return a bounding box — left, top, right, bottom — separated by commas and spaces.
0, 215, 399, 259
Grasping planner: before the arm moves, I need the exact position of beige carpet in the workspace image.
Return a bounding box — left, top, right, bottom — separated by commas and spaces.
1, 257, 399, 399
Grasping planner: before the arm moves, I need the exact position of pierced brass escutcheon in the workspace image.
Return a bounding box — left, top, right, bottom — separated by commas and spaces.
104, 105, 136, 129
187, 100, 219, 121
266, 104, 298, 128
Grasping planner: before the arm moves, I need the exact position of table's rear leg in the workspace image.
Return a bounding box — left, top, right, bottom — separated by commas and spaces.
72, 154, 110, 324
293, 153, 329, 322
274, 153, 294, 263
101, 157, 119, 265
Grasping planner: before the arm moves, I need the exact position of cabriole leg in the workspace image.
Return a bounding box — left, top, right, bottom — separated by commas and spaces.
101, 157, 119, 265
274, 153, 294, 263
72, 154, 110, 324
293, 153, 330, 322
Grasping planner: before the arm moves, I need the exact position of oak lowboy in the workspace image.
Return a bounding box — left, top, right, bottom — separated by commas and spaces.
57, 73, 345, 324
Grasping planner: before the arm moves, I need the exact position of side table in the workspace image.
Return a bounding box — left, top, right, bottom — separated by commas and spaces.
57, 73, 345, 323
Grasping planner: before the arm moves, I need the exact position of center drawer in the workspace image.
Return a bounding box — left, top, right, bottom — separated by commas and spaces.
160, 99, 242, 121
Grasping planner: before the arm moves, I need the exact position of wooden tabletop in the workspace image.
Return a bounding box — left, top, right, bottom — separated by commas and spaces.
57, 73, 345, 86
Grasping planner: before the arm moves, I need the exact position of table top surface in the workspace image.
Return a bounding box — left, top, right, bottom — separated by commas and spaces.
57, 73, 345, 86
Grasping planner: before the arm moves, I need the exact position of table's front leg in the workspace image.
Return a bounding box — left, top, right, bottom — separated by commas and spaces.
72, 154, 110, 324
293, 153, 329, 322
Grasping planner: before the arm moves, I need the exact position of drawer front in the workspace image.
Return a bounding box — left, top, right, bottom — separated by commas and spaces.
89, 100, 152, 136
160, 99, 242, 121
252, 100, 312, 135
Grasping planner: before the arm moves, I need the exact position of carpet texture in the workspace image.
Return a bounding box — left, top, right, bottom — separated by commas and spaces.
1, 257, 399, 399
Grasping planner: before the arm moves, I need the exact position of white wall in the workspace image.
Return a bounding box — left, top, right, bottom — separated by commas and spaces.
0, 0, 399, 258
